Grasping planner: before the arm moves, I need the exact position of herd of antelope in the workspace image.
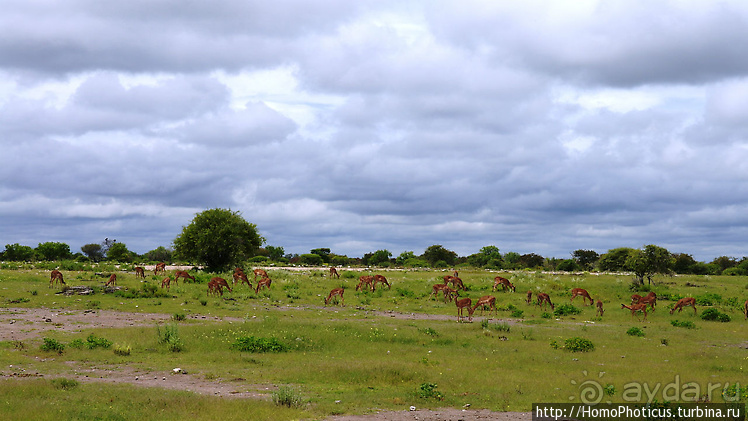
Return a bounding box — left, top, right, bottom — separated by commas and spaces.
47, 265, 748, 323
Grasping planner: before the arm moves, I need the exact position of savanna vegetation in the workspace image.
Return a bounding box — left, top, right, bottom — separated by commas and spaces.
0, 264, 746, 420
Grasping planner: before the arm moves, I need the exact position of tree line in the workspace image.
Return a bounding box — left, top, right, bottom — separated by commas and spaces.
3, 208, 748, 280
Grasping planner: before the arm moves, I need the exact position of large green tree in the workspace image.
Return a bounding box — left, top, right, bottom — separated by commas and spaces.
81, 243, 104, 262
173, 208, 265, 272
422, 245, 457, 267
2, 243, 36, 261
625, 245, 673, 285
36, 242, 72, 261
107, 242, 135, 262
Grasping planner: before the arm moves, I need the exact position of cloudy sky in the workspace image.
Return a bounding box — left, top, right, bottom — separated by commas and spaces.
2, 0, 748, 262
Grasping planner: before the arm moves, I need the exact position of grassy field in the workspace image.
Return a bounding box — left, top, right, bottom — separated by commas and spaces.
0, 265, 746, 420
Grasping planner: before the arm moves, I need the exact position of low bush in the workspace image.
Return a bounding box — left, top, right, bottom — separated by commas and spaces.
700, 308, 731, 322
231, 336, 288, 353
272, 385, 305, 408
418, 382, 444, 400
552, 337, 595, 352
554, 304, 581, 316
626, 327, 645, 337
40, 338, 65, 354
51, 378, 79, 390
670, 319, 696, 329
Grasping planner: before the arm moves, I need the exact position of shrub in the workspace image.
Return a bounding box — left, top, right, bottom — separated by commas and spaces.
481, 320, 510, 332
172, 313, 186, 322
113, 344, 131, 356
626, 327, 645, 337
554, 304, 582, 316
670, 320, 696, 329
420, 327, 439, 337
695, 293, 722, 306
272, 385, 304, 408
700, 308, 731, 322
541, 312, 552, 319
231, 336, 288, 353
51, 378, 79, 390
418, 383, 444, 400
511, 309, 524, 318
551, 337, 594, 352
156, 324, 184, 352
40, 338, 65, 354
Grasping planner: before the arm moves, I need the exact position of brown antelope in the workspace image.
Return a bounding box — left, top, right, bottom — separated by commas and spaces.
325, 287, 344, 306
670, 297, 697, 315
622, 303, 648, 321
456, 297, 474, 322
443, 286, 459, 303
596, 300, 604, 317
444, 275, 465, 291
744, 299, 748, 320
50, 270, 65, 288
161, 277, 171, 291
492, 276, 515, 292
373, 274, 391, 290
472, 295, 497, 316
174, 270, 195, 285
154, 262, 166, 275
253, 269, 269, 281
105, 274, 117, 287
211, 277, 232, 293
635, 292, 657, 311
536, 293, 554, 311
255, 277, 271, 294
570, 288, 593, 306
233, 270, 252, 288
431, 283, 450, 301
135, 267, 145, 279
356, 275, 374, 291
329, 267, 340, 278
526, 290, 532, 304
207, 279, 222, 296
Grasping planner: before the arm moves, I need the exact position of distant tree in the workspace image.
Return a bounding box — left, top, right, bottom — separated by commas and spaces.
3, 243, 36, 261
107, 242, 135, 263
672, 253, 697, 274
330, 254, 350, 266
396, 251, 416, 266
422, 245, 457, 267
518, 253, 544, 269
143, 246, 173, 263
265, 245, 285, 261
299, 253, 323, 266
572, 249, 599, 271
365, 249, 392, 266
557, 259, 580, 272
310, 248, 331, 264
81, 243, 104, 262
503, 252, 520, 269
710, 256, 738, 274
625, 245, 672, 285
545, 257, 563, 271
35, 242, 72, 261
467, 245, 502, 268
598, 247, 634, 272
172, 208, 265, 272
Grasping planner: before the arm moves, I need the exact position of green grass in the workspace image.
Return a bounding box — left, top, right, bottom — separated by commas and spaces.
0, 267, 746, 418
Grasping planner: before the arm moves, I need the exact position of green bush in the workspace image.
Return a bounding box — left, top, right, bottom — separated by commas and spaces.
554, 304, 582, 316
172, 313, 186, 322
700, 308, 731, 322
113, 344, 131, 356
511, 309, 524, 318
670, 320, 696, 329
552, 337, 594, 352
40, 338, 65, 354
418, 382, 444, 400
626, 327, 645, 337
231, 336, 288, 353
272, 386, 304, 408
51, 378, 79, 390
156, 324, 184, 352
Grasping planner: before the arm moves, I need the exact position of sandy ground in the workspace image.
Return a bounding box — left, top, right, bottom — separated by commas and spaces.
0, 306, 530, 420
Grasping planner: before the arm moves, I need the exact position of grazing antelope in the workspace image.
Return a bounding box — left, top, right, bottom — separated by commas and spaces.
636, 292, 657, 311
135, 267, 145, 279
325, 287, 344, 306
472, 295, 497, 316
622, 303, 648, 321
211, 277, 232, 293
431, 283, 450, 301
526, 290, 532, 305
536, 293, 554, 311
161, 277, 171, 291
456, 297, 474, 322
174, 270, 195, 285
253, 269, 269, 281
255, 277, 271, 294
356, 275, 374, 291
373, 274, 391, 290
570, 288, 594, 306
492, 276, 515, 292
50, 270, 65, 288
105, 274, 117, 287
744, 299, 748, 320
596, 300, 604, 317
154, 262, 166, 275
670, 297, 697, 315
444, 275, 465, 291
207, 279, 222, 296
329, 267, 340, 279
233, 270, 252, 288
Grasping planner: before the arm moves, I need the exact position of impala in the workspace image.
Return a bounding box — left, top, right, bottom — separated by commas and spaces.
570, 288, 593, 306
325, 287, 344, 306
670, 297, 696, 315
